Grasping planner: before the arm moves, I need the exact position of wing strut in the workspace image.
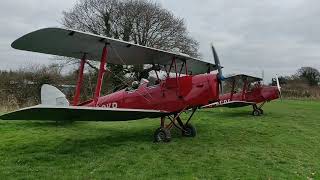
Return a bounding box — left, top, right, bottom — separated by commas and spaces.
73, 54, 86, 106
241, 77, 248, 100
230, 78, 235, 101
93, 43, 108, 105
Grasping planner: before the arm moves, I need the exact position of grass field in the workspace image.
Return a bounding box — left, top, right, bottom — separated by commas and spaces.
0, 100, 319, 179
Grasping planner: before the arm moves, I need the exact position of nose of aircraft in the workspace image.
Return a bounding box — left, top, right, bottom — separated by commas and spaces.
275, 75, 282, 99
274, 86, 281, 99
261, 86, 281, 101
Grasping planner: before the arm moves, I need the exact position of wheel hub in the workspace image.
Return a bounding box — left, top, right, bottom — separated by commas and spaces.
184, 128, 192, 136
157, 131, 165, 141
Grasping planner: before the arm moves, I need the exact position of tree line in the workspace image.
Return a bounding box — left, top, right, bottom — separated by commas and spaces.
0, 64, 103, 110
272, 67, 320, 98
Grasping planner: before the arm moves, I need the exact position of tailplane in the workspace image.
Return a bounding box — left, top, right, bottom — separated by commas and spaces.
41, 84, 69, 106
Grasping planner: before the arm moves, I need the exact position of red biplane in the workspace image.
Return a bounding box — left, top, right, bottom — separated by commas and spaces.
0, 28, 221, 142
202, 46, 281, 116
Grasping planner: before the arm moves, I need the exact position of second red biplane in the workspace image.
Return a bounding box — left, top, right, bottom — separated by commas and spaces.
203, 46, 281, 116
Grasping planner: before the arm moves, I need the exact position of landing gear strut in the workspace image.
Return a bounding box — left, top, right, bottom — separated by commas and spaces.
252, 102, 265, 116
154, 108, 197, 142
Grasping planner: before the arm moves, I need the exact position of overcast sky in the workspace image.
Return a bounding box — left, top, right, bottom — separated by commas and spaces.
1, 0, 319, 82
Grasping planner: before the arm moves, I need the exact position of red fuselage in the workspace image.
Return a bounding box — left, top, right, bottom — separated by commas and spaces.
218, 85, 279, 104
85, 74, 219, 112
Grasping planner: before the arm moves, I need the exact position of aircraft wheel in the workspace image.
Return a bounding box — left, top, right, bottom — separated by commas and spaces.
182, 124, 197, 137
252, 109, 261, 116
258, 108, 264, 114
154, 128, 171, 142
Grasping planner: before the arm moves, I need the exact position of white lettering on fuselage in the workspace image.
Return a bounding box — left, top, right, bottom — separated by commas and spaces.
100, 102, 118, 108
219, 99, 230, 104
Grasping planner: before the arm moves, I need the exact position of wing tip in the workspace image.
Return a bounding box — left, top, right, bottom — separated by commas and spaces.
0, 113, 11, 120
11, 27, 64, 50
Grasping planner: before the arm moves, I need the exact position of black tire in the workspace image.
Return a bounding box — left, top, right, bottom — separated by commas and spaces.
252, 109, 261, 116
258, 108, 264, 114
154, 128, 171, 142
182, 124, 197, 137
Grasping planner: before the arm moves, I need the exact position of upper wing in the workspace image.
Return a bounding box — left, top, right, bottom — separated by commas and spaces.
11, 27, 217, 75
0, 105, 168, 121
224, 74, 262, 82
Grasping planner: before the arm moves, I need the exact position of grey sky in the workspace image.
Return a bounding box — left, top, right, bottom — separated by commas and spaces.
1, 0, 319, 82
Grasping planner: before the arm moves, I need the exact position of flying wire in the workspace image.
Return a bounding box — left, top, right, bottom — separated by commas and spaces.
109, 44, 154, 101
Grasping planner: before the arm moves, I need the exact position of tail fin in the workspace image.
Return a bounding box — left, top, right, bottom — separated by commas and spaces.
41, 84, 69, 106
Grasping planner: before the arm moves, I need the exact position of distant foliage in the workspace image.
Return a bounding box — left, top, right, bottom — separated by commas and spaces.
271, 76, 287, 86
0, 62, 133, 110
271, 67, 320, 99
0, 64, 62, 108
296, 67, 320, 86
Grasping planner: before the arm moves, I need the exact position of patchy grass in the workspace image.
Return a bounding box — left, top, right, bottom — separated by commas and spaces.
0, 100, 319, 179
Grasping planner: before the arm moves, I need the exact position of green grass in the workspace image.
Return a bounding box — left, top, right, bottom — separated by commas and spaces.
0, 100, 319, 179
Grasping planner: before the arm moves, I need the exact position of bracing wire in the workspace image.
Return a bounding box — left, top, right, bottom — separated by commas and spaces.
109, 44, 154, 101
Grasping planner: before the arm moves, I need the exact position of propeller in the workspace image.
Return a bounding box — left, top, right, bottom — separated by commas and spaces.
275, 74, 282, 100
211, 44, 224, 93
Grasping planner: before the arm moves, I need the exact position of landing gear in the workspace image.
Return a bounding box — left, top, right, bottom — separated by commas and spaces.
154, 128, 171, 142
154, 108, 197, 143
182, 124, 197, 137
258, 108, 264, 114
252, 109, 261, 116
252, 102, 265, 116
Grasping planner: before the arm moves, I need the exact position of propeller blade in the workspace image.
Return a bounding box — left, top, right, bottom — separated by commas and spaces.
276, 75, 282, 100
211, 43, 224, 93
219, 81, 223, 94
211, 44, 223, 79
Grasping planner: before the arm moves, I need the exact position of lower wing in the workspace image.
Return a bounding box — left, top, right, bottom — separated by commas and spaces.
202, 101, 255, 108
0, 105, 168, 121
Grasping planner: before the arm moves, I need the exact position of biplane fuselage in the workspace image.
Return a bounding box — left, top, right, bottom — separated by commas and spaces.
203, 74, 280, 116
85, 74, 219, 113
217, 85, 279, 106
1, 27, 222, 142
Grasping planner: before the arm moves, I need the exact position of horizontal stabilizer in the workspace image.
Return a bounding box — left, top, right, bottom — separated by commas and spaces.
0, 105, 168, 121
41, 84, 69, 106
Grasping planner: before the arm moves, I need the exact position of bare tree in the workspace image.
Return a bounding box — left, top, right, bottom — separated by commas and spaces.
296, 67, 320, 86
61, 0, 199, 90
63, 0, 199, 55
